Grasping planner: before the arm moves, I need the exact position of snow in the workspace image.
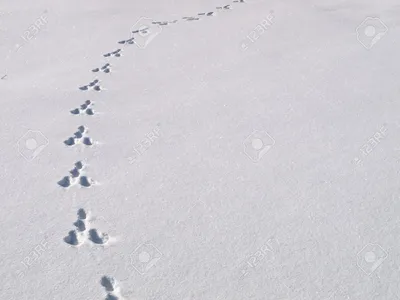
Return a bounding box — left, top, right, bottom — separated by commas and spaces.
1, 0, 400, 299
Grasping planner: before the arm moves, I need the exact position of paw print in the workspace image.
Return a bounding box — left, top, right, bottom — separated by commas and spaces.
64, 209, 113, 247
79, 79, 103, 91
92, 63, 111, 73
101, 276, 124, 299
70, 100, 95, 116
118, 37, 135, 45
58, 161, 96, 188
64, 208, 90, 247
64, 126, 94, 147
103, 49, 122, 58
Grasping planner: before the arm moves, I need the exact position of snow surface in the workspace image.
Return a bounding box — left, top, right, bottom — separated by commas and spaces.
1, 0, 400, 299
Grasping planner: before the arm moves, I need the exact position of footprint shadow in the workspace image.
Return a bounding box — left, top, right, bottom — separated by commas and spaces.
64, 230, 85, 246
70, 167, 81, 178
77, 208, 87, 220
89, 229, 109, 245
101, 276, 116, 292
58, 176, 74, 188
75, 161, 84, 170
70, 108, 80, 115
80, 176, 93, 187
101, 276, 123, 299
73, 219, 86, 232
83, 137, 93, 146
64, 137, 76, 146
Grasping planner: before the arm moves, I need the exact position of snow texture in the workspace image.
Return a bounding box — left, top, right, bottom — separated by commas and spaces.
1, 0, 400, 299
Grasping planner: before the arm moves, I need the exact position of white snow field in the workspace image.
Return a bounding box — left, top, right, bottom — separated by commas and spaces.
1, 0, 400, 299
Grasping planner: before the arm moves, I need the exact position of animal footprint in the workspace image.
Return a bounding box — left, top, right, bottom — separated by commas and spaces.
71, 100, 95, 116
73, 219, 87, 232
64, 209, 114, 248
216, 4, 232, 10
152, 20, 178, 26
64, 230, 86, 246
64, 209, 90, 247
101, 276, 124, 299
233, 0, 245, 2
79, 176, 93, 187
92, 63, 111, 73
89, 228, 109, 245
183, 16, 200, 21
79, 79, 103, 91
77, 208, 88, 220
103, 49, 122, 58
118, 37, 134, 45
58, 161, 95, 188
132, 27, 150, 35
64, 126, 94, 147
198, 12, 216, 16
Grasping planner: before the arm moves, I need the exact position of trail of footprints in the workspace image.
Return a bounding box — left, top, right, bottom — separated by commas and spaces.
58, 1, 246, 298
117, 1, 245, 42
